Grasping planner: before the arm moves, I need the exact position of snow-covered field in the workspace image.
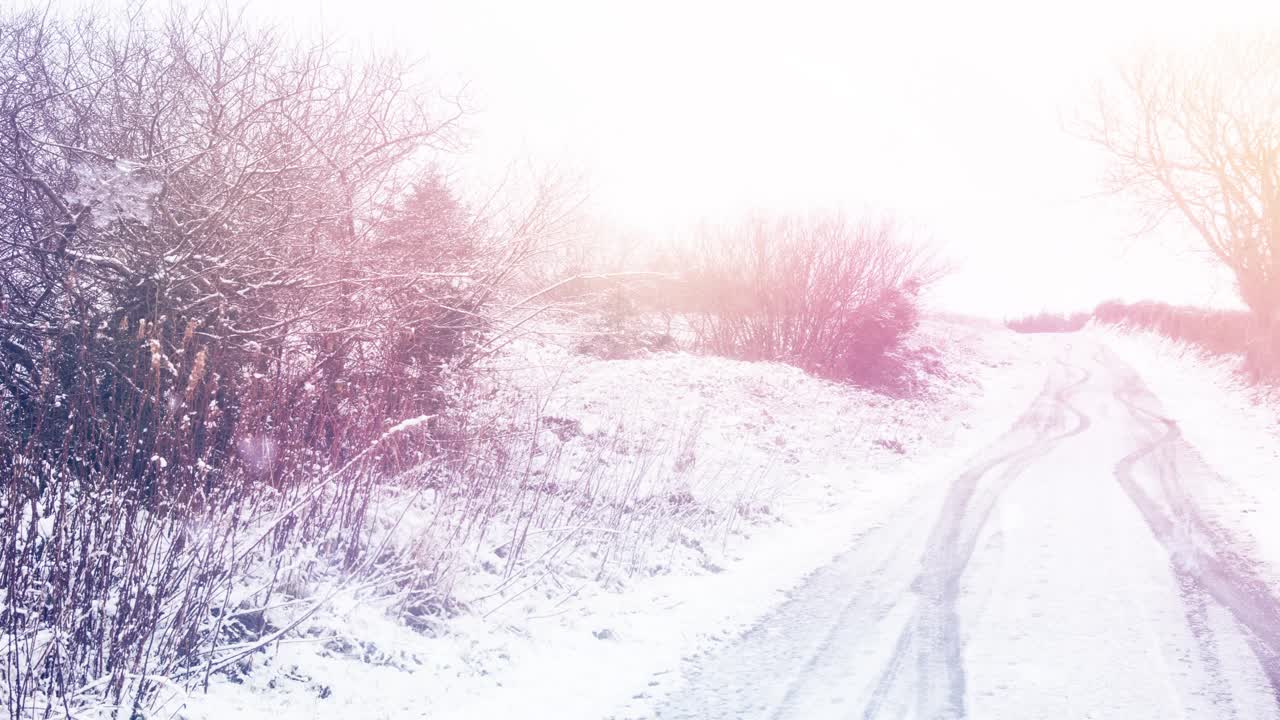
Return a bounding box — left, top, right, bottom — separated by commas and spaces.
178, 317, 1054, 720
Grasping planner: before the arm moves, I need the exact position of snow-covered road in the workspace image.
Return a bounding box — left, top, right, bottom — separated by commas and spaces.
655, 342, 1280, 719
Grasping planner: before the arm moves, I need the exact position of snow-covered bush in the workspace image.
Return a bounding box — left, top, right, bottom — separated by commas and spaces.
0, 6, 563, 715
680, 213, 941, 389
0, 3, 566, 496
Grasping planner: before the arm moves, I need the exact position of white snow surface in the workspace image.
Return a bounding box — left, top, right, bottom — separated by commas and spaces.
179, 317, 1053, 720
641, 334, 1280, 719
1087, 324, 1280, 590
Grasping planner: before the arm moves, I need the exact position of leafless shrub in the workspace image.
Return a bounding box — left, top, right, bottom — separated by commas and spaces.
0, 5, 571, 715
678, 213, 944, 390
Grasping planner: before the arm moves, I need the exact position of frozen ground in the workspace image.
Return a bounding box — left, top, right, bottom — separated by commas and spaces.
656, 337, 1280, 719
174, 321, 1280, 720
179, 317, 1054, 720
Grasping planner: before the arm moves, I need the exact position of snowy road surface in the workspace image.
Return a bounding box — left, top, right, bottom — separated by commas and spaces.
655, 342, 1280, 719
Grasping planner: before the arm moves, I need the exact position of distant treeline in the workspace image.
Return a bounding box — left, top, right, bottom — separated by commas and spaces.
1008, 301, 1279, 376
1091, 301, 1257, 356
1005, 311, 1091, 334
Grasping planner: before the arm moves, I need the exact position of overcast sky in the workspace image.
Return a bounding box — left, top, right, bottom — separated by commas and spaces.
59, 0, 1280, 314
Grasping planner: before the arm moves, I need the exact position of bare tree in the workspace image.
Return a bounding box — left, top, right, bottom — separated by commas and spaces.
1084, 33, 1280, 328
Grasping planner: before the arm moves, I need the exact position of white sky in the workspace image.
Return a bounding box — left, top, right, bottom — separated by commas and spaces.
57, 0, 1280, 314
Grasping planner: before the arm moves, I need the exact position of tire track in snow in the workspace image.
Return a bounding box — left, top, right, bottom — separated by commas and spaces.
654, 357, 1088, 720
650, 488, 939, 720
1103, 347, 1280, 709
655, 344, 1280, 720
859, 356, 1093, 720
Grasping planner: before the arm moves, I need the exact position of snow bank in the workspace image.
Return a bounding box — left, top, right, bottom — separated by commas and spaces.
181, 317, 1053, 720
